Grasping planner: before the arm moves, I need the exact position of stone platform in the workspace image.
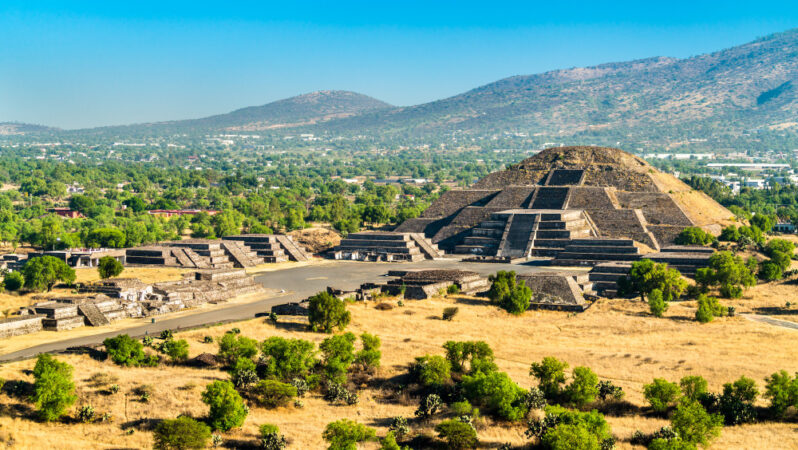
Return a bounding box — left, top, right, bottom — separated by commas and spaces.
334, 232, 441, 262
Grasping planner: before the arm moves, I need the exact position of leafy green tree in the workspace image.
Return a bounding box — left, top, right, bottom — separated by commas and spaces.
443, 340, 496, 375
670, 399, 723, 446
414, 355, 451, 388
31, 354, 77, 421
758, 260, 783, 281
461, 370, 528, 421
217, 332, 259, 365
22, 255, 76, 292
751, 214, 776, 233
85, 228, 127, 248
3, 271, 23, 291
320, 332, 356, 385
103, 334, 158, 367
621, 259, 687, 302
97, 256, 124, 279
123, 196, 147, 213
695, 294, 727, 323
564, 366, 599, 407
435, 419, 478, 449
252, 380, 298, 408
153, 416, 212, 450
322, 419, 376, 450
679, 375, 708, 402
68, 195, 95, 215
648, 288, 668, 317
230, 356, 258, 388
695, 251, 756, 298
308, 291, 351, 333
162, 338, 189, 362
644, 378, 681, 413
201, 380, 248, 431
675, 227, 714, 246
259, 336, 317, 381
354, 333, 381, 370
487, 270, 531, 315
211, 209, 243, 237
763, 370, 798, 417
528, 405, 613, 450
530, 356, 569, 400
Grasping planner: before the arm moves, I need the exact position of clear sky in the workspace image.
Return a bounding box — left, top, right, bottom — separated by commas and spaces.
1, 1, 795, 129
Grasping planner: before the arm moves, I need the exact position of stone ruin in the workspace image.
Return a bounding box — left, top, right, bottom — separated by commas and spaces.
0, 269, 264, 339
517, 272, 594, 311
396, 146, 731, 267
379, 269, 490, 299
222, 234, 311, 262
333, 232, 442, 262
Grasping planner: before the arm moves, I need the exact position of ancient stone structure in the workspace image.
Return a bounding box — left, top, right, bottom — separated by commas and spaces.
396, 146, 731, 261
28, 249, 126, 268
588, 263, 633, 297
126, 239, 264, 269
642, 246, 714, 276
517, 272, 592, 311
334, 232, 442, 262
378, 269, 489, 299
222, 234, 311, 262
0, 315, 44, 338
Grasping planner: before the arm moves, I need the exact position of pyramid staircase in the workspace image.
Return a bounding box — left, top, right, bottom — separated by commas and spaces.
335, 232, 435, 261
77, 302, 111, 327
588, 262, 633, 297
553, 239, 642, 267
220, 241, 265, 267
222, 235, 311, 262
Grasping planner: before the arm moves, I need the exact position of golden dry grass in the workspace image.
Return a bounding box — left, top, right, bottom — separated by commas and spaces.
2, 286, 798, 449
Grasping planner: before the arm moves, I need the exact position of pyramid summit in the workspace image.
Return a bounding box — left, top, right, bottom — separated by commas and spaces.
396, 146, 733, 257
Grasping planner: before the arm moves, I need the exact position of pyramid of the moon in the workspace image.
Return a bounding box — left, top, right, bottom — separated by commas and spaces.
396, 146, 733, 257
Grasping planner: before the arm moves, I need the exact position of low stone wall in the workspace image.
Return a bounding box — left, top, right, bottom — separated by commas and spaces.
421, 190, 499, 218
0, 315, 44, 338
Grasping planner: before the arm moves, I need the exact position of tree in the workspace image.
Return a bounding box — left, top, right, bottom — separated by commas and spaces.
763, 370, 798, 417
695, 251, 756, 298
621, 259, 687, 302
679, 375, 708, 402
648, 288, 668, 317
564, 366, 599, 407
3, 271, 23, 291
319, 332, 356, 385
85, 228, 127, 248
31, 354, 77, 421
644, 378, 681, 413
443, 340, 496, 375
153, 416, 212, 450
308, 291, 351, 333
97, 256, 124, 279
414, 355, 451, 388
435, 419, 478, 449
22, 255, 76, 292
354, 333, 381, 370
487, 271, 531, 315
322, 419, 376, 450
695, 294, 727, 323
217, 332, 259, 365
751, 214, 775, 233
528, 405, 613, 450
259, 336, 317, 381
461, 370, 528, 421
675, 227, 714, 246
530, 356, 569, 400
252, 380, 298, 408
201, 380, 248, 431
68, 195, 95, 215
670, 399, 722, 446
758, 260, 783, 281
103, 334, 158, 367
162, 338, 189, 362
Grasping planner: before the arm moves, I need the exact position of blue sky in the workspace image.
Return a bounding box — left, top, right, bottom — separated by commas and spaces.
1, 1, 795, 129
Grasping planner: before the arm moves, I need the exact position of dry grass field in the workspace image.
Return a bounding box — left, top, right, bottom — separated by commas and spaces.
1, 284, 797, 449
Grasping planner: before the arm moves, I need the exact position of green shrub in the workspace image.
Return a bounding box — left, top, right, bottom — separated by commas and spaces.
3, 271, 23, 291
648, 288, 668, 318
259, 336, 317, 381
695, 294, 727, 323
259, 423, 288, 450
162, 338, 189, 362
32, 354, 77, 421
435, 419, 478, 449
415, 393, 444, 419
252, 380, 298, 408
322, 419, 376, 450
201, 380, 248, 431
443, 340, 496, 374
713, 376, 758, 425
446, 284, 460, 295
22, 256, 76, 292
461, 370, 527, 421
319, 332, 356, 385
354, 332, 381, 370
97, 256, 124, 279
647, 437, 697, 450
763, 370, 798, 417
564, 366, 599, 407
217, 333, 258, 365
487, 270, 531, 315
230, 357, 259, 389
644, 378, 681, 413
104, 334, 158, 367
675, 227, 714, 246
414, 355, 451, 387
621, 259, 688, 302
388, 416, 410, 438
695, 251, 756, 298
759, 259, 783, 281
528, 405, 613, 450
530, 356, 568, 400
442, 306, 459, 321
670, 399, 722, 446
597, 380, 625, 401
308, 291, 351, 333
679, 375, 708, 402
153, 416, 211, 450
379, 431, 402, 450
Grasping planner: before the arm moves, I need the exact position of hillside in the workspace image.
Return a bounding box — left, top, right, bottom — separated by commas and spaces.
0, 122, 59, 135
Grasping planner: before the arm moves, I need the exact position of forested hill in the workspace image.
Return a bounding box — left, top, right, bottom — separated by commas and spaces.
308, 29, 797, 140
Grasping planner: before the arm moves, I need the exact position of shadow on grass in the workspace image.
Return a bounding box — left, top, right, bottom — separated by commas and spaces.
752, 307, 798, 317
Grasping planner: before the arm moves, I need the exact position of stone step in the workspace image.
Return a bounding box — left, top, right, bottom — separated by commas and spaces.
562, 245, 640, 254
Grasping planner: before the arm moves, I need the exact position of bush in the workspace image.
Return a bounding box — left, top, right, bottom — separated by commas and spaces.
435, 419, 478, 449
323, 381, 358, 405
446, 284, 460, 295
528, 405, 613, 450
695, 294, 727, 323
319, 332, 356, 385
763, 370, 798, 417
322, 419, 376, 450
451, 400, 477, 416
379, 431, 402, 450
162, 339, 189, 362
694, 251, 756, 298
104, 334, 158, 367
414, 355, 451, 387
259, 423, 288, 450
153, 416, 212, 450
461, 370, 527, 421
3, 271, 23, 291
759, 259, 783, 281
647, 437, 697, 450
354, 332, 381, 370
530, 356, 568, 400
78, 404, 95, 423
644, 378, 681, 413
230, 357, 259, 389
679, 375, 708, 402
488, 270, 532, 315
252, 380, 298, 408
670, 399, 722, 446
22, 255, 76, 292
564, 366, 599, 407
597, 380, 625, 401
621, 259, 688, 303
766, 238, 795, 257
648, 288, 668, 318
217, 333, 259, 365
415, 393, 444, 419
308, 291, 351, 333
714, 376, 758, 425
443, 340, 496, 374
31, 354, 77, 421
201, 380, 248, 431
97, 256, 124, 279
442, 306, 459, 321
388, 416, 410, 438
675, 227, 714, 246
259, 336, 317, 381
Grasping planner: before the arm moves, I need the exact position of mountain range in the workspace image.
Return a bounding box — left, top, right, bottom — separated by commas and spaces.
9, 28, 798, 143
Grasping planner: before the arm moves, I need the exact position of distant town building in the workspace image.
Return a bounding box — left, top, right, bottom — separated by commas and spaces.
773, 222, 796, 233
48, 208, 82, 218
147, 209, 220, 218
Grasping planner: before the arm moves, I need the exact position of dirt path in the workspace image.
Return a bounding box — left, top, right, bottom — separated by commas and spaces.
742, 313, 798, 331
